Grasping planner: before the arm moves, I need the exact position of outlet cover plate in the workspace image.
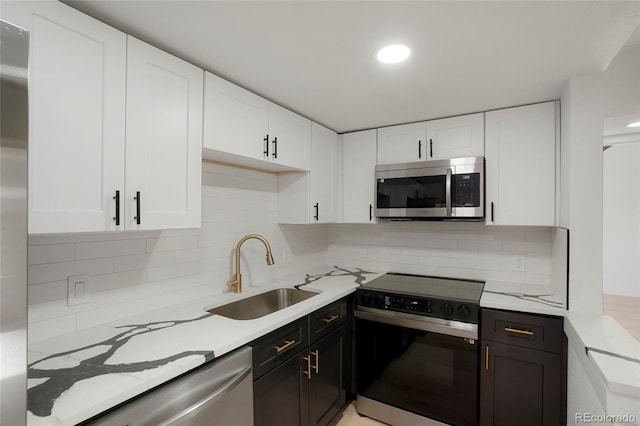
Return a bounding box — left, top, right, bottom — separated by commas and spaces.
512, 255, 526, 272
67, 275, 90, 306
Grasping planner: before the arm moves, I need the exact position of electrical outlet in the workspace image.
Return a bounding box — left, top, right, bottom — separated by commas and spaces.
512, 255, 526, 272
67, 275, 90, 306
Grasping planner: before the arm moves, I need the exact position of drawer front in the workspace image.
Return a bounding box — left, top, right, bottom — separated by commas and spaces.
252, 316, 309, 380
481, 309, 563, 353
309, 299, 348, 344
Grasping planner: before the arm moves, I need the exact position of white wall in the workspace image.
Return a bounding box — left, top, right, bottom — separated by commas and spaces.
603, 45, 640, 120
326, 222, 554, 284
601, 44, 640, 298
603, 142, 640, 297
561, 74, 605, 313
27, 162, 327, 342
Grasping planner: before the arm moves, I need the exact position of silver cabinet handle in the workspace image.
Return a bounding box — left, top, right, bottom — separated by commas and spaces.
156, 366, 251, 426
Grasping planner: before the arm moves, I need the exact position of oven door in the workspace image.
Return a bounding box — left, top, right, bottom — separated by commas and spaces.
355, 309, 478, 426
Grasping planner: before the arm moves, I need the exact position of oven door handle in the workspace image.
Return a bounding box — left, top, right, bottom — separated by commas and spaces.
355, 308, 477, 340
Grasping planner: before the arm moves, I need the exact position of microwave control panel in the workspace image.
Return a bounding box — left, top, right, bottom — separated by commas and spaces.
452, 173, 481, 207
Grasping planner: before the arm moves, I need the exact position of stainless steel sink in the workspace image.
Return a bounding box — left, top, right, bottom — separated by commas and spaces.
207, 288, 318, 320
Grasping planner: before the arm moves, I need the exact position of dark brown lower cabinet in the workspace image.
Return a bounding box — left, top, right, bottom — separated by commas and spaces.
308, 327, 346, 426
480, 309, 567, 426
252, 298, 350, 426
254, 350, 309, 426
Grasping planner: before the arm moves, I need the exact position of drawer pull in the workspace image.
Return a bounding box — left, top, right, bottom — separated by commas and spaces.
303, 354, 312, 380
485, 345, 489, 370
274, 340, 296, 353
322, 314, 339, 324
504, 327, 534, 336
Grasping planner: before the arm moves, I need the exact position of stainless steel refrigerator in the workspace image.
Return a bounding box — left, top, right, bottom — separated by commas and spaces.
0, 19, 28, 426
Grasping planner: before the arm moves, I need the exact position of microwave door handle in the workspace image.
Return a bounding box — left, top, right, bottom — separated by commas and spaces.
446, 168, 452, 216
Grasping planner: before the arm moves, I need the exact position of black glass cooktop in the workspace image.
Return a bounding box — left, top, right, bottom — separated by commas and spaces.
361, 272, 484, 303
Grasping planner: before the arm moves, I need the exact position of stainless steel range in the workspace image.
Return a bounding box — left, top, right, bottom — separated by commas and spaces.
355, 273, 485, 426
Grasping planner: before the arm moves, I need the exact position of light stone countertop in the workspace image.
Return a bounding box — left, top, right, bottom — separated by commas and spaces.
27, 267, 639, 425
26, 266, 382, 426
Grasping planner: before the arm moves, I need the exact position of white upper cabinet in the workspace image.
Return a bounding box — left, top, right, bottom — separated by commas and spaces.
277, 122, 338, 224
376, 113, 484, 165
125, 37, 203, 230
426, 113, 484, 160
203, 72, 268, 161
204, 72, 311, 171
268, 103, 312, 171
4, 1, 127, 234
377, 122, 427, 164
485, 102, 558, 226
309, 123, 339, 223
342, 130, 377, 223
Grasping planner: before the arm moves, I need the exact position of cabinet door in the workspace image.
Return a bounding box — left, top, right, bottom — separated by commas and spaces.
342, 130, 377, 223
125, 36, 202, 230
4, 1, 127, 234
269, 103, 312, 171
254, 352, 309, 426
310, 123, 339, 223
426, 112, 484, 160
480, 341, 564, 426
377, 122, 426, 164
485, 102, 557, 226
308, 326, 347, 426
203, 72, 268, 160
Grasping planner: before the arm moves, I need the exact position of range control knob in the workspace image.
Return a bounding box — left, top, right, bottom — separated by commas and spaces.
375, 294, 385, 308
441, 303, 454, 316
361, 292, 372, 306
457, 305, 471, 319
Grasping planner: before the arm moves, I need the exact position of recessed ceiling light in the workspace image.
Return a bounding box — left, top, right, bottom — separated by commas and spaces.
377, 44, 410, 64
627, 121, 640, 128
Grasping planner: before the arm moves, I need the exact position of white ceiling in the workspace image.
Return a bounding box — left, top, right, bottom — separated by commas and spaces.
65, 0, 640, 133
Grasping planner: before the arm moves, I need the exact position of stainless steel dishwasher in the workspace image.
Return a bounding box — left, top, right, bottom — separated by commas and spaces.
89, 346, 253, 426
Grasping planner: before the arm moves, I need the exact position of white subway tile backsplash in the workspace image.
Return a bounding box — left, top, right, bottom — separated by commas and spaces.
91, 270, 146, 292
457, 257, 502, 271
502, 241, 552, 254
76, 239, 147, 260
147, 235, 199, 253
28, 244, 75, 265
28, 233, 114, 246
113, 281, 173, 304
327, 222, 553, 286
459, 239, 503, 251
28, 280, 67, 304
29, 258, 114, 285
147, 262, 199, 283
114, 252, 175, 272
147, 287, 199, 312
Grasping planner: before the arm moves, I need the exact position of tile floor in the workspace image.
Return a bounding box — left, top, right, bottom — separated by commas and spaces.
603, 294, 640, 341
330, 401, 386, 426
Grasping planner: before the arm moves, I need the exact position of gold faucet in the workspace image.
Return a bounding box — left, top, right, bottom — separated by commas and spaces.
227, 234, 275, 293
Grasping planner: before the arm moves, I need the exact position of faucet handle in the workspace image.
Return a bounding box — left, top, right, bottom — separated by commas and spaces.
227, 273, 241, 293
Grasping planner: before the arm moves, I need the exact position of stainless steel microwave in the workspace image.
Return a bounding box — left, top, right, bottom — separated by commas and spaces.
375, 157, 484, 220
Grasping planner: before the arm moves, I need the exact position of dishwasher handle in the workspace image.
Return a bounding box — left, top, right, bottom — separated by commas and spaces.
156, 365, 251, 426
